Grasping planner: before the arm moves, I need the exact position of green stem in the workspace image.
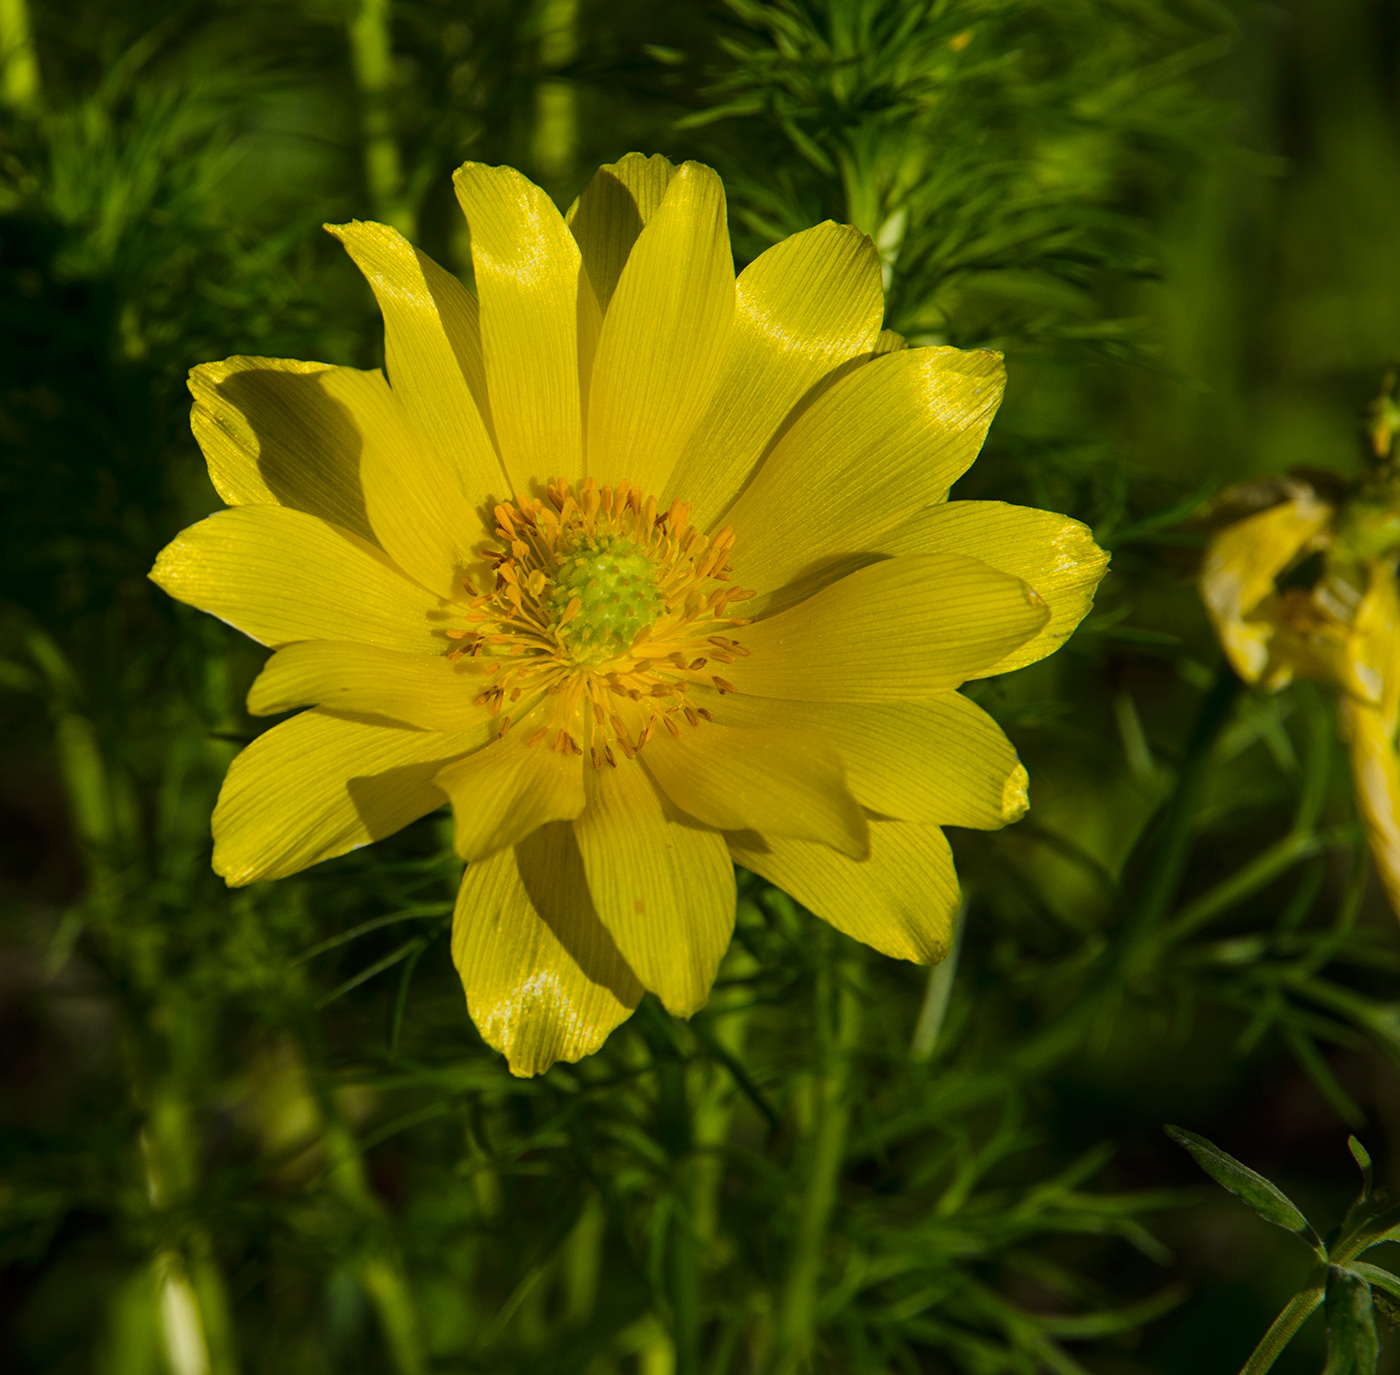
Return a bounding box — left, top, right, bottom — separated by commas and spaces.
911, 901, 966, 1062
347, 0, 413, 237
672, 1199, 701, 1375
692, 942, 760, 1245
1292, 683, 1334, 834
1120, 666, 1240, 971
145, 1086, 241, 1375
532, 0, 578, 181
28, 629, 123, 920
1238, 1286, 1324, 1375
564, 1195, 605, 1324
0, 0, 39, 109
771, 941, 863, 1374
1163, 828, 1337, 944
358, 1258, 424, 1375
639, 1317, 677, 1375
322, 1117, 425, 1375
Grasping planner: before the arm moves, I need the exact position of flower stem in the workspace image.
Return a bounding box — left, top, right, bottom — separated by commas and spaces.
672, 1196, 701, 1375
144, 1084, 241, 1375
532, 0, 578, 181
564, 1194, 605, 1324
771, 938, 864, 1373
322, 1117, 426, 1374
691, 942, 759, 1247
1121, 664, 1240, 966
0, 0, 39, 109
347, 0, 413, 237
910, 901, 966, 1062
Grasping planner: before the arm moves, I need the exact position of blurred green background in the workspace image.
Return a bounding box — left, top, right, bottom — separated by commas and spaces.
5, 1, 1400, 1372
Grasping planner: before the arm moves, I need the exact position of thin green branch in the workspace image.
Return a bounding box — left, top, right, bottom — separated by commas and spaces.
1239, 1286, 1325, 1375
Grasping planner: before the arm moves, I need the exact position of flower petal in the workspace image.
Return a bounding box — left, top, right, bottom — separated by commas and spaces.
1200, 494, 1332, 682
1351, 562, 1400, 726
586, 162, 734, 496
665, 222, 885, 531
452, 825, 643, 1076
706, 692, 1026, 828
572, 753, 735, 1016
188, 357, 375, 540
567, 152, 678, 312
730, 553, 1048, 701
247, 642, 493, 734
327, 221, 505, 506
213, 710, 475, 885
642, 722, 868, 858
1336, 566, 1400, 921
728, 820, 958, 964
876, 501, 1109, 675
454, 163, 588, 489
724, 346, 1005, 605
1344, 701, 1400, 921
150, 506, 446, 653
435, 736, 587, 862
303, 365, 481, 600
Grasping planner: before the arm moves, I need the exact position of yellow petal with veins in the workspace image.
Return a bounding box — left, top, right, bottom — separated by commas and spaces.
877, 501, 1109, 675
573, 753, 735, 1016
327, 221, 504, 506
567, 152, 678, 312
565, 153, 680, 423
155, 155, 1115, 1072
307, 364, 481, 601
150, 506, 447, 654
452, 825, 643, 1076
726, 346, 1005, 608
706, 692, 1026, 828
213, 710, 477, 885
454, 163, 588, 489
247, 642, 492, 735
732, 553, 1048, 701
436, 735, 587, 862
728, 820, 958, 964
586, 162, 734, 495
665, 221, 884, 531
188, 357, 375, 541
643, 723, 869, 858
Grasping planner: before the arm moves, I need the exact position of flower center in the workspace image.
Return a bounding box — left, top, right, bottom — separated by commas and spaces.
447, 478, 753, 766
548, 534, 667, 663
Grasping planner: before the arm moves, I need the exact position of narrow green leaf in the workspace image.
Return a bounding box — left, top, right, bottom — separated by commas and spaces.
1323, 1266, 1379, 1375
1165, 1126, 1311, 1234
1349, 1138, 1374, 1198
1335, 1201, 1400, 1262
1350, 1263, 1400, 1306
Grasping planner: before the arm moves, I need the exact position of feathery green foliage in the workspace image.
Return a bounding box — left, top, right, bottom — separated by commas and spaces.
4, 2, 1400, 1373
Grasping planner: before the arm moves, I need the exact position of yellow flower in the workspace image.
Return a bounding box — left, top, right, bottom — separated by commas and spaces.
1340, 566, 1400, 917
1199, 481, 1333, 689
1201, 482, 1400, 916
152, 154, 1109, 1074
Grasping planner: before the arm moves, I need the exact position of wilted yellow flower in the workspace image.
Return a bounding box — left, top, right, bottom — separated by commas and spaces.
152, 154, 1108, 1074
1201, 478, 1400, 916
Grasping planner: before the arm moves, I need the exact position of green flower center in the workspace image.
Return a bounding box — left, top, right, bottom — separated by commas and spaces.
548, 534, 667, 663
